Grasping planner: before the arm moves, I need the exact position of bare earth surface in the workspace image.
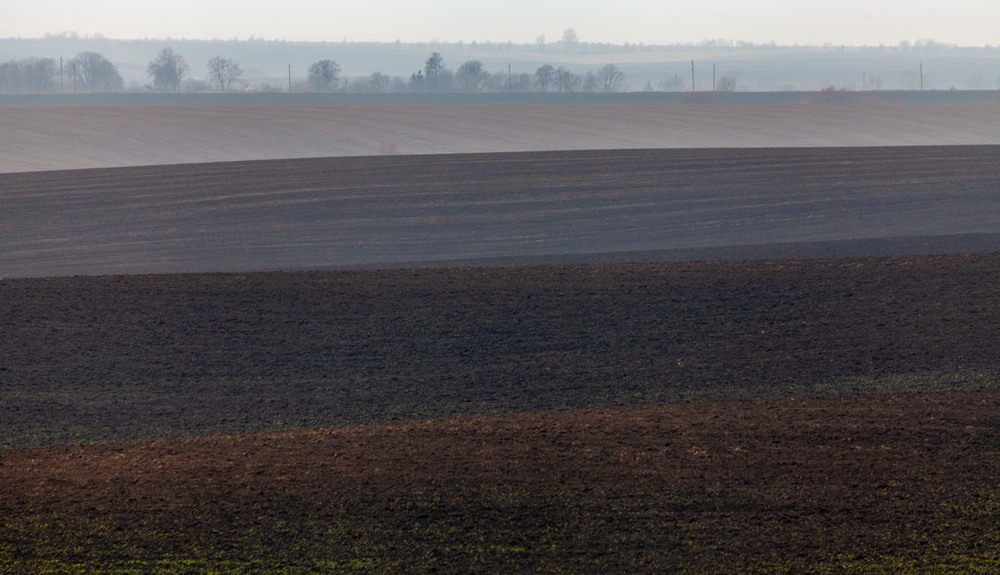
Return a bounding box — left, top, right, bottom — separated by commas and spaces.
3, 95, 1000, 173
1, 254, 999, 573
3, 146, 1000, 277
2, 393, 996, 574
2, 106, 999, 572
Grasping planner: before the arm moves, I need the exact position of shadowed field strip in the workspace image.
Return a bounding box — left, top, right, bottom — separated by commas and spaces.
3, 146, 999, 277
2, 253, 998, 448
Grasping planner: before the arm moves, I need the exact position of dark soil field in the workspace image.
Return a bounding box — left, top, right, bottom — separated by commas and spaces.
2, 254, 999, 573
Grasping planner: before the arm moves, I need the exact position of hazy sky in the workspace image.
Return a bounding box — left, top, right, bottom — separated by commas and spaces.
3, 0, 998, 46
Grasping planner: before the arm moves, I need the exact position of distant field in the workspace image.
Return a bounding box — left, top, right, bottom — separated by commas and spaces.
3, 146, 1000, 277
2, 93, 1000, 172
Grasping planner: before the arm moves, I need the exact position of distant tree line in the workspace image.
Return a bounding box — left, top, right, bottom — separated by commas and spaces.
0, 51, 124, 94
67, 51, 125, 92
399, 52, 628, 94
6, 28, 1000, 95
0, 57, 58, 93
0, 47, 634, 95
9, 42, 973, 96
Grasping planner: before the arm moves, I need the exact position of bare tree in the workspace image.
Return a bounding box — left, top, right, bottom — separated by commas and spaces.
484, 69, 530, 92
367, 72, 391, 93
559, 28, 580, 51
67, 52, 123, 92
408, 70, 425, 91
0, 61, 17, 94
481, 68, 509, 92
554, 66, 580, 93
0, 57, 58, 94
308, 59, 341, 92
28, 58, 58, 93
423, 52, 451, 92
147, 48, 188, 92
341, 73, 395, 94
717, 75, 737, 92
455, 60, 485, 92
597, 64, 626, 93
534, 64, 556, 92
207, 56, 242, 91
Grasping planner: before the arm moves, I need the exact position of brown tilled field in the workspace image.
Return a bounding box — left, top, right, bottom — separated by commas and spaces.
1, 393, 996, 574
1, 136, 999, 572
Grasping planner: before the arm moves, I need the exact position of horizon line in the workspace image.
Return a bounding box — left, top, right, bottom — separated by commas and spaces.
4, 34, 998, 51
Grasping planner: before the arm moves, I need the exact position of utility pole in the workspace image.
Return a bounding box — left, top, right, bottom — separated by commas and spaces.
288, 64, 292, 93
691, 60, 695, 92
509, 64, 513, 92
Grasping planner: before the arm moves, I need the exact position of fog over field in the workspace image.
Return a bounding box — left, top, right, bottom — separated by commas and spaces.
5, 36, 1000, 91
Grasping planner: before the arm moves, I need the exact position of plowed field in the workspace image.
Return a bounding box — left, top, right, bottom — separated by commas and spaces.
2, 139, 999, 573
2, 254, 999, 573
2, 394, 996, 574
4, 147, 1000, 277
4, 96, 1000, 173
